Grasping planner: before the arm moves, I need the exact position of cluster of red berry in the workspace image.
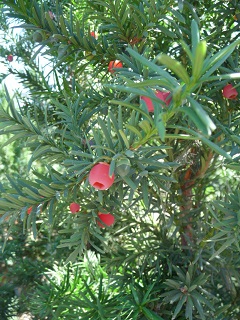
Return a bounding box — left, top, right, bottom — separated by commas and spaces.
24, 30, 238, 229
69, 162, 115, 228
106, 61, 238, 109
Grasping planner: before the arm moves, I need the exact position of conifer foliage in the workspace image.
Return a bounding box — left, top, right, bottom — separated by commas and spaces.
0, 0, 240, 319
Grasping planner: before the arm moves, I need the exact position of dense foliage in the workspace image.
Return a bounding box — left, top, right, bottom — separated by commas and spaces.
0, 0, 240, 319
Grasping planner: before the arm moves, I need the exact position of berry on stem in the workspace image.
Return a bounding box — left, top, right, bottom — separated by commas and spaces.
27, 206, 32, 214
90, 31, 97, 39
140, 90, 171, 112
69, 202, 81, 213
89, 162, 115, 190
97, 212, 115, 228
222, 84, 238, 100
108, 60, 123, 74
7, 54, 13, 62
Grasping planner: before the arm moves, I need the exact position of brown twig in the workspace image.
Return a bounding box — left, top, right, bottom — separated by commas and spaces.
179, 149, 214, 247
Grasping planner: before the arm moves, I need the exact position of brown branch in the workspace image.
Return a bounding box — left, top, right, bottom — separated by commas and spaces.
179, 150, 214, 247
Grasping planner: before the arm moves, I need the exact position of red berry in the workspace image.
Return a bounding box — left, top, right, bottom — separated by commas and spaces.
7, 54, 13, 62
97, 212, 115, 228
90, 31, 97, 39
27, 206, 32, 214
108, 60, 123, 74
69, 202, 81, 213
89, 162, 115, 190
140, 90, 171, 112
140, 95, 154, 112
155, 90, 172, 106
222, 84, 238, 100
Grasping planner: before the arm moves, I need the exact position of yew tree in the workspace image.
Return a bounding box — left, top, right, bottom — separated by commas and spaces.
0, 0, 240, 319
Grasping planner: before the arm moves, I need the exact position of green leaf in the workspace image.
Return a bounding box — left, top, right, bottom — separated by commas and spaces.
141, 178, 149, 208
66, 247, 80, 263
139, 120, 152, 135
214, 304, 232, 317
178, 0, 184, 12
168, 7, 185, 23
127, 48, 178, 86
48, 198, 56, 225
185, 296, 193, 320
126, 124, 142, 139
191, 291, 215, 311
130, 284, 140, 305
45, 11, 58, 33
168, 125, 231, 159
109, 159, 116, 177
172, 295, 187, 319
31, 210, 38, 239
192, 41, 207, 81
142, 307, 164, 320
226, 163, 240, 171
200, 135, 231, 159
185, 271, 191, 288
31, 6, 41, 26
205, 72, 240, 83
157, 54, 190, 84
0, 199, 20, 209
180, 40, 193, 63
0, 211, 13, 224
110, 99, 153, 124
191, 296, 206, 320
97, 117, 114, 149
126, 78, 174, 89
59, 15, 69, 36
119, 129, 130, 149
4, 194, 24, 206
173, 266, 186, 282
156, 25, 177, 39
187, 97, 216, 135
209, 237, 235, 260
108, 111, 124, 150
122, 176, 137, 190
164, 279, 180, 289
18, 195, 41, 204
160, 290, 181, 302
201, 38, 240, 80
191, 20, 200, 55
180, 106, 209, 136
155, 112, 165, 141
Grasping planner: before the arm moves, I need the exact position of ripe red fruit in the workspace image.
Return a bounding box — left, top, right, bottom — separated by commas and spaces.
27, 206, 32, 214
156, 90, 172, 106
7, 54, 13, 62
89, 162, 115, 190
222, 84, 238, 100
90, 31, 97, 39
108, 60, 123, 74
97, 212, 115, 228
140, 90, 171, 112
69, 202, 81, 213
140, 95, 154, 112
